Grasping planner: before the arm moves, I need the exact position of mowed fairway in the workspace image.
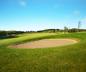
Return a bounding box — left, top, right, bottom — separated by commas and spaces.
0, 32, 86, 72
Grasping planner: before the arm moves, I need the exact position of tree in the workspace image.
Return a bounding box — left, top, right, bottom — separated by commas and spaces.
68, 28, 78, 33
64, 26, 68, 33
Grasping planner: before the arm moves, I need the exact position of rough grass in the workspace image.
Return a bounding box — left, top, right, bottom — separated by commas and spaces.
0, 32, 86, 72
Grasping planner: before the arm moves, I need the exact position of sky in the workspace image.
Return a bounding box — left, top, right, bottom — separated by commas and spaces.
0, 0, 86, 31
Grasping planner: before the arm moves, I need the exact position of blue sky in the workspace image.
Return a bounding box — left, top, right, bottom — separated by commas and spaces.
0, 0, 86, 31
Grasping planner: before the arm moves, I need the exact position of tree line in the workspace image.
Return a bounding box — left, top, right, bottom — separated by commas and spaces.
0, 28, 86, 39
0, 31, 24, 39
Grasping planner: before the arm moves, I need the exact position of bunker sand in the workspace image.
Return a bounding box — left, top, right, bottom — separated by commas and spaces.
11, 39, 78, 49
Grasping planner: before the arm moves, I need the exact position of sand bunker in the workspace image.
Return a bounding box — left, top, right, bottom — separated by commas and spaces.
11, 39, 78, 49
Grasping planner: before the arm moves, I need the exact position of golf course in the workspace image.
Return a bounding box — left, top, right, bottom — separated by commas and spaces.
1, 0, 86, 72
0, 32, 86, 72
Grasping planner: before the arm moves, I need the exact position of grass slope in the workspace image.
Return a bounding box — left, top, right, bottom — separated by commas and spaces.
0, 32, 86, 72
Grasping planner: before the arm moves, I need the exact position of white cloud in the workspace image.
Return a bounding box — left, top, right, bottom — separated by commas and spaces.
81, 18, 86, 24
19, 0, 27, 7
53, 4, 59, 9
73, 10, 80, 16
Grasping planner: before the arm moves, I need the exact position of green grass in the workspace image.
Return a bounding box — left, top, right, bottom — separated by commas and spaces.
0, 32, 86, 72
0, 33, 56, 46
